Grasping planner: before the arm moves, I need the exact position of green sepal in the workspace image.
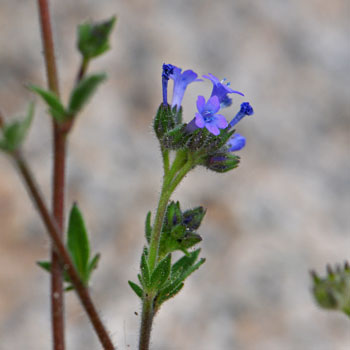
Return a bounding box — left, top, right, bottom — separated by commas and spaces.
145, 211, 152, 244
128, 280, 143, 299
177, 232, 202, 249
78, 16, 117, 60
162, 124, 189, 149
29, 85, 67, 122
182, 206, 206, 230
140, 250, 151, 288
153, 104, 178, 139
67, 203, 90, 284
68, 73, 107, 115
150, 254, 171, 291
165, 201, 182, 231
170, 225, 186, 239
0, 103, 34, 152
311, 262, 350, 318
205, 153, 240, 173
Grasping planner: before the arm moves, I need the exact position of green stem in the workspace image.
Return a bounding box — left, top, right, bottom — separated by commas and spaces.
138, 297, 154, 350
76, 58, 89, 84
139, 153, 194, 349
148, 151, 193, 270
161, 148, 169, 177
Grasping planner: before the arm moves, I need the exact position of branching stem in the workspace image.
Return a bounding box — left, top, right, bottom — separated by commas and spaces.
12, 151, 116, 350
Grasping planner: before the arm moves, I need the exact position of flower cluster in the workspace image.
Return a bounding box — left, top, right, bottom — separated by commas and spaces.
154, 63, 254, 172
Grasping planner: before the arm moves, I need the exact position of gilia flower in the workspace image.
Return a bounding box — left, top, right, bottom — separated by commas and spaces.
203, 73, 244, 108
170, 66, 201, 110
194, 95, 228, 136
228, 102, 254, 128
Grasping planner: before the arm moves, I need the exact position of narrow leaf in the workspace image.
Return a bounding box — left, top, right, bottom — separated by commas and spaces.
140, 251, 150, 288
128, 281, 143, 299
145, 211, 152, 244
157, 282, 184, 307
68, 73, 107, 115
67, 203, 90, 283
172, 248, 201, 276
150, 254, 171, 290
29, 85, 67, 122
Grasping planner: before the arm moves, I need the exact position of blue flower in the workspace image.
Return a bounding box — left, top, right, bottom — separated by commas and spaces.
170, 66, 201, 110
227, 133, 246, 152
228, 102, 254, 128
203, 73, 244, 108
194, 95, 228, 136
162, 63, 175, 106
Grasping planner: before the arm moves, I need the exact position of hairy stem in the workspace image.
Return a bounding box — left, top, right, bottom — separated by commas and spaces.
138, 297, 154, 350
13, 152, 116, 350
148, 155, 192, 270
37, 1, 65, 349
141, 153, 193, 348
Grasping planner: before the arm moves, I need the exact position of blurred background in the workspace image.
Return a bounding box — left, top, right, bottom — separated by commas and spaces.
0, 0, 349, 349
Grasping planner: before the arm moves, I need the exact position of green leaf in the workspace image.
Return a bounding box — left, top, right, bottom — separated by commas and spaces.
88, 253, 100, 277
68, 73, 107, 115
156, 282, 184, 308
128, 281, 143, 299
140, 251, 150, 288
145, 211, 152, 244
0, 102, 34, 152
29, 85, 67, 122
171, 248, 201, 276
67, 204, 90, 283
78, 16, 117, 59
150, 254, 171, 290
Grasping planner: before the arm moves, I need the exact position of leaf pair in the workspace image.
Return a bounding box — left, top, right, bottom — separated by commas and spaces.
0, 103, 34, 152
29, 73, 106, 123
37, 204, 100, 290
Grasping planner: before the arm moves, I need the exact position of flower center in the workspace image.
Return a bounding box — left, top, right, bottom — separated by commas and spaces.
202, 110, 214, 122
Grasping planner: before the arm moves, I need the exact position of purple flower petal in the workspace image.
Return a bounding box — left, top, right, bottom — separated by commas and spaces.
206, 96, 220, 113
195, 113, 205, 128
170, 66, 201, 110
215, 114, 228, 128
196, 96, 206, 113
206, 123, 220, 136
203, 73, 244, 108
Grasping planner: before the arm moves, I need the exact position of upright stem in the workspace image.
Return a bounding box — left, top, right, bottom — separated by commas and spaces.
140, 155, 193, 349
37, 2, 65, 349
13, 152, 116, 350
139, 297, 154, 350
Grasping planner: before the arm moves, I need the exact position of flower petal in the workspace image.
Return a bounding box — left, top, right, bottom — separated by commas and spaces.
195, 112, 205, 128
196, 96, 206, 113
206, 95, 220, 113
215, 114, 228, 128
206, 123, 220, 136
